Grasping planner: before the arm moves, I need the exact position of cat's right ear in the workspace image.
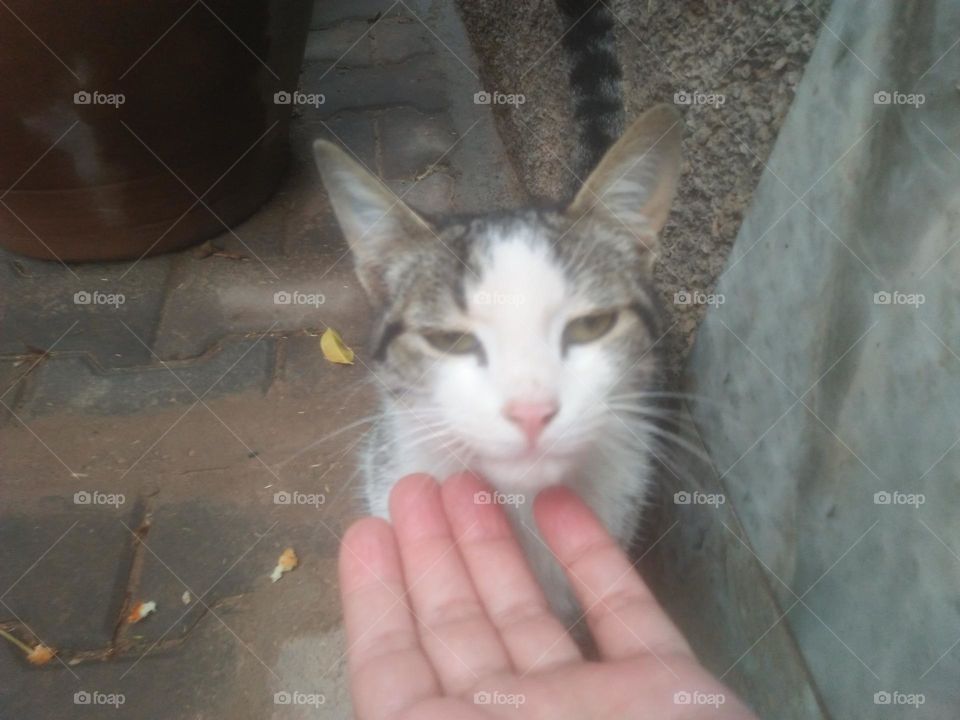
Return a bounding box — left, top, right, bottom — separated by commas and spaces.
313, 140, 434, 304
566, 104, 682, 268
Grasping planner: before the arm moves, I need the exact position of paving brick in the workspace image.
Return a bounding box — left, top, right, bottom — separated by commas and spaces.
284, 111, 377, 258
282, 186, 356, 263
379, 107, 457, 179
303, 110, 378, 172
0, 609, 243, 719
0, 508, 136, 650
21, 337, 275, 418
305, 22, 374, 66
125, 500, 267, 646
387, 172, 456, 216
311, 0, 394, 27
178, 175, 291, 267
152, 254, 366, 359
122, 492, 345, 645
372, 16, 432, 63
272, 330, 373, 396
0, 251, 173, 369
300, 53, 449, 118
0, 358, 33, 425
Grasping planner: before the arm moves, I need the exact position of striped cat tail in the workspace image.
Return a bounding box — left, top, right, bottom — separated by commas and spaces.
555, 0, 626, 181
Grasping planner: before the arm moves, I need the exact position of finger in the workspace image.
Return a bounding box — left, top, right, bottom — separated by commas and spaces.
339, 517, 439, 720
390, 474, 512, 694
534, 486, 693, 661
441, 473, 581, 672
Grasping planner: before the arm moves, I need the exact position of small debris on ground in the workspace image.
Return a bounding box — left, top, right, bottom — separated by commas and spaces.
191, 240, 249, 261
270, 547, 298, 583
0, 627, 56, 666
127, 600, 157, 624
26, 644, 56, 666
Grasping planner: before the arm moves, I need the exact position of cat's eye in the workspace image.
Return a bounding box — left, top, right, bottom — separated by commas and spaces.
563, 310, 619, 346
422, 329, 482, 355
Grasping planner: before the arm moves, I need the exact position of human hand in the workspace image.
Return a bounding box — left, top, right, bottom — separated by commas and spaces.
338, 473, 757, 719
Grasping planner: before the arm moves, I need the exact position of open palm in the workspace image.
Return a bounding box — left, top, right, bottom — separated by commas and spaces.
338, 473, 756, 720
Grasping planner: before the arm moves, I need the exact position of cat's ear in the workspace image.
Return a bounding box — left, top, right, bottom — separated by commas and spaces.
566, 104, 682, 263
313, 139, 434, 304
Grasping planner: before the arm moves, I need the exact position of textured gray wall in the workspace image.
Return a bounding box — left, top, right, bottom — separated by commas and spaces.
687, 1, 960, 717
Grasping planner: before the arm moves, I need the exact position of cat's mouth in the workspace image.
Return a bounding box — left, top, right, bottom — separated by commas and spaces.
471, 436, 585, 464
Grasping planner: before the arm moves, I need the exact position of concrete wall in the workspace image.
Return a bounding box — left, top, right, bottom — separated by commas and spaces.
686, 1, 960, 717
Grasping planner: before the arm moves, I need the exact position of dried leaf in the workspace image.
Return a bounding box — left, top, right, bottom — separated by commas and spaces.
211, 249, 249, 261
192, 240, 248, 261
126, 600, 157, 624
320, 328, 354, 365
26, 644, 55, 666
191, 240, 219, 259
271, 547, 298, 583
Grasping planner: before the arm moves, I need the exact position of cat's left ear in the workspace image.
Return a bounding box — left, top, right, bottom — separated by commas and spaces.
566, 104, 683, 263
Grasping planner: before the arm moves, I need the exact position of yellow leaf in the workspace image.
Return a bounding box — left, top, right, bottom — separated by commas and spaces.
320, 328, 354, 365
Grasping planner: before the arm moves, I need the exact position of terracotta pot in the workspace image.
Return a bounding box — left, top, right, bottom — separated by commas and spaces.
0, 0, 312, 261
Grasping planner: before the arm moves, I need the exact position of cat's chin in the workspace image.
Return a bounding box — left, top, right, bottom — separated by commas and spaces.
473, 448, 581, 494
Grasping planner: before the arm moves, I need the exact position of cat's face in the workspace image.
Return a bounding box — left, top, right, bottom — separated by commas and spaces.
315, 105, 682, 487
367, 214, 662, 469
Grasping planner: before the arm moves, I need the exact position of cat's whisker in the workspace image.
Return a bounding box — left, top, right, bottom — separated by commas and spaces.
606, 390, 743, 421
379, 425, 454, 454
604, 403, 693, 421
612, 417, 714, 467
437, 437, 474, 468
606, 394, 746, 432
271, 412, 401, 470
598, 404, 693, 431
599, 428, 704, 490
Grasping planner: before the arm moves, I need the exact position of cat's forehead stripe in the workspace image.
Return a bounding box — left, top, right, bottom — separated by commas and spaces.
468, 229, 568, 319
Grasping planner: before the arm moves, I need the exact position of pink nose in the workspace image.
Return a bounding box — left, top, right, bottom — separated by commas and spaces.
503, 400, 559, 444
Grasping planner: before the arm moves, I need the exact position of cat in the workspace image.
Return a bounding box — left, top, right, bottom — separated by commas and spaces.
313, 0, 682, 624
